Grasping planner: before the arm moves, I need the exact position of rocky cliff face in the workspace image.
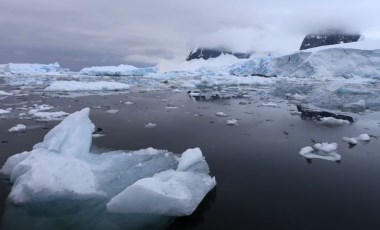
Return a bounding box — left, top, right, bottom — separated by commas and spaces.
186, 48, 251, 61
300, 33, 361, 50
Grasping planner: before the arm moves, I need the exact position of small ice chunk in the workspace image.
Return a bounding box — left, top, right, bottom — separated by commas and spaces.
215, 112, 228, 117
92, 134, 105, 138
319, 117, 350, 126
106, 109, 118, 114
145, 122, 157, 128
165, 106, 178, 110
358, 134, 370, 141
0, 109, 10, 114
226, 119, 238, 126
342, 137, 358, 145
313, 142, 338, 153
8, 124, 26, 133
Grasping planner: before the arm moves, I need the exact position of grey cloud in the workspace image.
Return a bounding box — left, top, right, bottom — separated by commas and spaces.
0, 0, 379, 70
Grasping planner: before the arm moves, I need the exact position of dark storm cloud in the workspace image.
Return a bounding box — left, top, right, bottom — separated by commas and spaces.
0, 0, 379, 70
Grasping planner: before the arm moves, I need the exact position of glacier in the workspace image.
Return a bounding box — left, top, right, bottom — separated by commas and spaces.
0, 108, 216, 216
3, 63, 62, 75
79, 65, 157, 76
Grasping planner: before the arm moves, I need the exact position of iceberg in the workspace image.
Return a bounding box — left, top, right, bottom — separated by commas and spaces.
0, 108, 215, 216
3, 63, 61, 75
299, 142, 341, 162
107, 148, 216, 216
79, 65, 157, 76
45, 81, 131, 91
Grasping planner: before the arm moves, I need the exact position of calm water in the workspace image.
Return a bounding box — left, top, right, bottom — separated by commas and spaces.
1, 90, 380, 230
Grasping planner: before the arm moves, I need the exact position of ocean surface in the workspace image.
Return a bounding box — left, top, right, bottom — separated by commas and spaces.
1, 90, 380, 230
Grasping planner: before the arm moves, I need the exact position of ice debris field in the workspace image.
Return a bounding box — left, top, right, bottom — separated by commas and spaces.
0, 108, 216, 216
1, 40, 380, 111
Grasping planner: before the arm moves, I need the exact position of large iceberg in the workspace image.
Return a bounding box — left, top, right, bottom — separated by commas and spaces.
3, 62, 62, 75
0, 108, 215, 216
79, 65, 157, 76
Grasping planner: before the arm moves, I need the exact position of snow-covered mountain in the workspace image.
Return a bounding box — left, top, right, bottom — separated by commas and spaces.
186, 48, 251, 61
300, 32, 361, 50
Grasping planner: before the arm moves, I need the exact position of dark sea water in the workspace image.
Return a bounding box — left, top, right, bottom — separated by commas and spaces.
1, 90, 380, 230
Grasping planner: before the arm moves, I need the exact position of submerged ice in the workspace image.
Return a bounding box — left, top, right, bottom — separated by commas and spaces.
0, 108, 216, 216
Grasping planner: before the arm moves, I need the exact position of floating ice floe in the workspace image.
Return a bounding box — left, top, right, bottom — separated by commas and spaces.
0, 108, 216, 216
79, 65, 157, 76
299, 142, 341, 162
342, 133, 370, 146
261, 102, 279, 107
145, 122, 157, 128
0, 90, 12, 96
8, 124, 26, 133
28, 104, 68, 121
0, 109, 10, 115
215, 112, 228, 117
226, 119, 238, 126
319, 117, 350, 126
45, 81, 131, 91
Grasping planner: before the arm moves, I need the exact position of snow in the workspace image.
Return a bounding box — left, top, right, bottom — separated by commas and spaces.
3, 63, 61, 75
145, 122, 157, 128
45, 81, 131, 91
304, 39, 380, 52
319, 117, 350, 126
79, 65, 157, 76
8, 124, 26, 132
0, 108, 216, 215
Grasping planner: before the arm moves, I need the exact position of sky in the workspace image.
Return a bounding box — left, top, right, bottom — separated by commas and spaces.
0, 0, 379, 70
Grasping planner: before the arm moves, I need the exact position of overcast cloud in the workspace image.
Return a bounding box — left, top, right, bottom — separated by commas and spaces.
0, 0, 379, 70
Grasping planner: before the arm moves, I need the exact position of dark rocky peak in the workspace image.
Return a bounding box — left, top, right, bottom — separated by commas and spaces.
300, 32, 361, 50
186, 48, 251, 61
